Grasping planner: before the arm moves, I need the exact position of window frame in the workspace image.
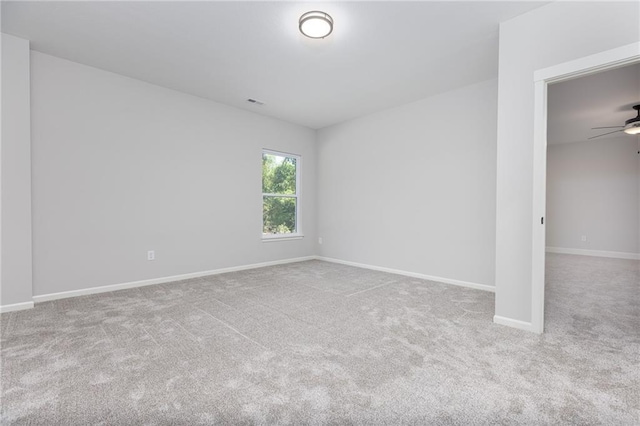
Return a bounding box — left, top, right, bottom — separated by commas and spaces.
261, 149, 303, 241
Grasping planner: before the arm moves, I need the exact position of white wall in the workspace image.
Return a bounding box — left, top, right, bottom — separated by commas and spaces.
546, 137, 640, 256
317, 79, 497, 288
1, 34, 33, 309
495, 2, 640, 324
30, 52, 316, 297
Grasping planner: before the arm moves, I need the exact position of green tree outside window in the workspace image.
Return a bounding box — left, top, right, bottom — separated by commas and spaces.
262, 151, 299, 235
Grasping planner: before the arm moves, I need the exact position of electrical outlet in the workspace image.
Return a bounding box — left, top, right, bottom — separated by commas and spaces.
581, 236, 587, 242
318, 237, 323, 245
147, 250, 155, 261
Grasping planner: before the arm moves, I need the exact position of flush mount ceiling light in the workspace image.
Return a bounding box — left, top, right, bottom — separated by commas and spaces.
299, 11, 333, 39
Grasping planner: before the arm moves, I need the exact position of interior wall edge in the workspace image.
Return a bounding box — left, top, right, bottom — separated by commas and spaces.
317, 256, 495, 293
493, 315, 537, 333
2, 253, 501, 312
31, 255, 318, 303
0, 32, 33, 308
0, 301, 34, 314
546, 247, 640, 261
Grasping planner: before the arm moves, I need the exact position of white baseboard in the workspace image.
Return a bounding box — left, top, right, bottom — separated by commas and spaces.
15, 254, 494, 308
546, 247, 640, 260
0, 301, 35, 313
316, 256, 495, 293
493, 315, 540, 333
33, 256, 317, 303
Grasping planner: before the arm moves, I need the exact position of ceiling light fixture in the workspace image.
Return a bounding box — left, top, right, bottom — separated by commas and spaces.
625, 122, 640, 135
590, 104, 640, 139
299, 11, 333, 39
623, 105, 640, 135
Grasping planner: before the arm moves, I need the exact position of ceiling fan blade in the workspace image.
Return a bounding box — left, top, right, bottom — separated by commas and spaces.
591, 126, 624, 129
588, 129, 624, 139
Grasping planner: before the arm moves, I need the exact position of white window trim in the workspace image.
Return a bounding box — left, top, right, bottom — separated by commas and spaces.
262, 149, 303, 241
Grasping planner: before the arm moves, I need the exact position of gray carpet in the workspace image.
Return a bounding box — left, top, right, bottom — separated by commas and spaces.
1, 255, 638, 424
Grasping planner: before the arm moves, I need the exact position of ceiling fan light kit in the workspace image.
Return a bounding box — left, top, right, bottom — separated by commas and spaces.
590, 104, 640, 139
625, 123, 640, 135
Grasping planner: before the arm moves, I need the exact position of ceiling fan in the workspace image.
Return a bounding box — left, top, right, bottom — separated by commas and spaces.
589, 104, 640, 139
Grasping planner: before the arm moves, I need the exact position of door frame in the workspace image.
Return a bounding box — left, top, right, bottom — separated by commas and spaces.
530, 42, 640, 333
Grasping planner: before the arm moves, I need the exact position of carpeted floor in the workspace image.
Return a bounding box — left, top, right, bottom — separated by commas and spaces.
1, 255, 638, 424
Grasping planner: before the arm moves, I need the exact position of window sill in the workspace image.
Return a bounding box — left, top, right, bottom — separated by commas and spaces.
262, 234, 304, 242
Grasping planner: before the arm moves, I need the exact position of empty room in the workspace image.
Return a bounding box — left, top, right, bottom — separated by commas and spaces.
545, 64, 640, 340
1, 1, 639, 424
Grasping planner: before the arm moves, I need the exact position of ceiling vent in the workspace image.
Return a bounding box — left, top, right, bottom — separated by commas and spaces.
246, 98, 265, 106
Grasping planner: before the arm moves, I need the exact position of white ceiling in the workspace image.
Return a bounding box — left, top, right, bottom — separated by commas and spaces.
1, 1, 547, 129
548, 63, 640, 145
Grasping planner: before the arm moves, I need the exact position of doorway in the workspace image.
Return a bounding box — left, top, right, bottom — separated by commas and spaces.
530, 42, 640, 333
544, 64, 640, 333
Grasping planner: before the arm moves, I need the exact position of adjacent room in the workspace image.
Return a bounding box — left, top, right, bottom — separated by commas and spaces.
1, 1, 639, 424
544, 64, 640, 345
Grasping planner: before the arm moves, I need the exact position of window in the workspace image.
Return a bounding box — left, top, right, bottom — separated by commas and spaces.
262, 150, 301, 239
